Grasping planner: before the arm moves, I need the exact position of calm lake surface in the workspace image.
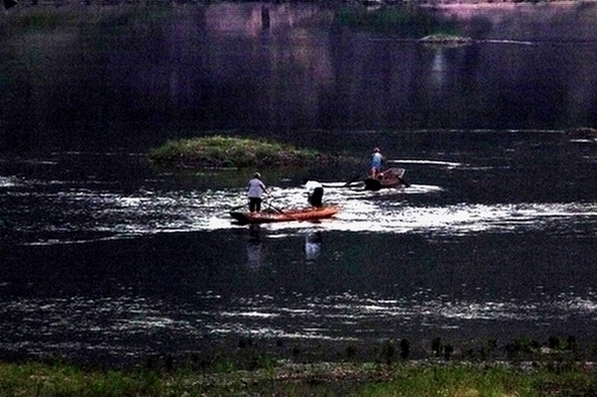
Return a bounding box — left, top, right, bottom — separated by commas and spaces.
1, 2, 597, 365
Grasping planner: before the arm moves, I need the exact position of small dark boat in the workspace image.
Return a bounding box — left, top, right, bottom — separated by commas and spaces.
364, 168, 407, 191
230, 205, 340, 225
362, 0, 384, 5
566, 127, 597, 140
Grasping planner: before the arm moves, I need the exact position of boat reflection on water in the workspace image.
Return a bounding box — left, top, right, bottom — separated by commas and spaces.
246, 224, 263, 270
305, 229, 322, 263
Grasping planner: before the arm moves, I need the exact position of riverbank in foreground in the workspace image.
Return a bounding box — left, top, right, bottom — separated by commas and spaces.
3, 334, 597, 396
2, 358, 597, 396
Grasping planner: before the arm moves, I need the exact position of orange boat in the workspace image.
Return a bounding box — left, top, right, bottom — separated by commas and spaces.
230, 205, 340, 224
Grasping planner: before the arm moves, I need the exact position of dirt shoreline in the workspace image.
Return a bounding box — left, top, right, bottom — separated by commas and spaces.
394, 0, 596, 5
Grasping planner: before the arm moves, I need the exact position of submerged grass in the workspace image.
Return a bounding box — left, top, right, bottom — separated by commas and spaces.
148, 135, 332, 169
2, 359, 597, 396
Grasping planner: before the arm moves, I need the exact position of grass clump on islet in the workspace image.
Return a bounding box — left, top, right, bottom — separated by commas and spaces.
148, 136, 327, 169
420, 33, 473, 46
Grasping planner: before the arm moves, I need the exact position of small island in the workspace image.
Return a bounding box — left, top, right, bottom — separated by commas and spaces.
148, 136, 332, 169
420, 33, 473, 47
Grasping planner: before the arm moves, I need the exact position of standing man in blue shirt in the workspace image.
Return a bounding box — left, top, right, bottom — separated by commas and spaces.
370, 147, 384, 178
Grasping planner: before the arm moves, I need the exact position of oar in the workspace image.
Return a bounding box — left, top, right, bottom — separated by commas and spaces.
343, 174, 362, 188
398, 176, 411, 188
223, 202, 247, 218
229, 203, 247, 211
265, 201, 303, 222
343, 151, 372, 187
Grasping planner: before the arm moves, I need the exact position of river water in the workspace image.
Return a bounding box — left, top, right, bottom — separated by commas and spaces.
1, 2, 597, 365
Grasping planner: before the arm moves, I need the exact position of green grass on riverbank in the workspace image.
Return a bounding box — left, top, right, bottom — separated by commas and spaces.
2, 359, 597, 396
148, 136, 335, 169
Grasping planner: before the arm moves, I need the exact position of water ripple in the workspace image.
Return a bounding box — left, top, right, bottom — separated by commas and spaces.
2, 178, 597, 245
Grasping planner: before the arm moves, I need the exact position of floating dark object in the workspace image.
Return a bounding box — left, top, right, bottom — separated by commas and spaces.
4, 0, 18, 9
261, 5, 270, 30
363, 0, 384, 6
566, 127, 597, 139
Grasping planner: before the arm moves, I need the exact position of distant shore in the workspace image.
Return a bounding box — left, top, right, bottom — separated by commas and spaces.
7, 0, 597, 6
381, 0, 596, 5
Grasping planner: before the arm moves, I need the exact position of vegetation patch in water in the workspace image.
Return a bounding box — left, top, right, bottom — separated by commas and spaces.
420, 33, 473, 46
148, 136, 331, 169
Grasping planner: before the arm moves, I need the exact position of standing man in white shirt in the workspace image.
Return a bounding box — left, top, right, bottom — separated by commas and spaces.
247, 172, 269, 213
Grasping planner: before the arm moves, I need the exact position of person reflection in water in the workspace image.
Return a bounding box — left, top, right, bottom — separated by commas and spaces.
305, 229, 322, 263
246, 224, 263, 270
